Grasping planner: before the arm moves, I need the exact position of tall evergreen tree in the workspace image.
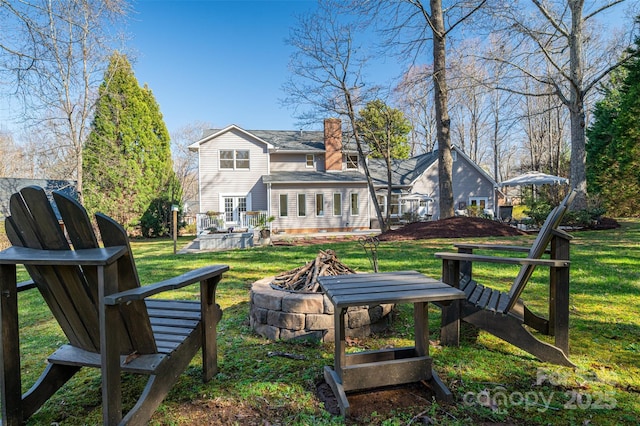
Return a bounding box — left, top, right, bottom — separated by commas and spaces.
84, 52, 180, 231
586, 40, 640, 217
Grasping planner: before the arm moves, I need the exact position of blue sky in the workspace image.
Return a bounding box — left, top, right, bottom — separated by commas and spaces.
1, 1, 630, 139
129, 0, 337, 133
126, 0, 630, 136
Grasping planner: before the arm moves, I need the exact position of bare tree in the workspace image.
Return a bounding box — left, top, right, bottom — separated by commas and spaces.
483, 0, 636, 208
0, 1, 129, 200
394, 65, 438, 155
0, 130, 23, 177
170, 121, 211, 210
351, 0, 488, 219
283, 0, 395, 230
448, 52, 493, 165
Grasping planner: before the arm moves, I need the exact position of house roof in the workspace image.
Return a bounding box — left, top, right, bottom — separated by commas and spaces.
368, 151, 439, 187
263, 171, 367, 184
247, 130, 326, 152
0, 178, 77, 219
192, 125, 358, 153
367, 147, 498, 189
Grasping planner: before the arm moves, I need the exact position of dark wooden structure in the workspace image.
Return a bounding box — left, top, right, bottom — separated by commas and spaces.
436, 190, 576, 367
0, 186, 229, 425
318, 271, 465, 416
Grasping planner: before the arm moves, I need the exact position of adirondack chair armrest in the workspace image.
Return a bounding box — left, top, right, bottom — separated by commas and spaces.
552, 228, 573, 240
0, 245, 127, 266
453, 243, 547, 253
17, 279, 36, 292
434, 252, 570, 267
103, 264, 230, 305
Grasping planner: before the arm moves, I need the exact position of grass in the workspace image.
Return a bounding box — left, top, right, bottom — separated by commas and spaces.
7, 220, 640, 424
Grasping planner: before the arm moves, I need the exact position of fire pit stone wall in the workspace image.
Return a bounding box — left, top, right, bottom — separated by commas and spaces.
250, 277, 393, 342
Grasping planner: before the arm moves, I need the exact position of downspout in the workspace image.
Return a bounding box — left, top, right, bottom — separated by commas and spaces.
197, 146, 202, 214
267, 182, 272, 232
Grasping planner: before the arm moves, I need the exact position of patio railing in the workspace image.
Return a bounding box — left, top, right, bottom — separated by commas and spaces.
196, 211, 269, 234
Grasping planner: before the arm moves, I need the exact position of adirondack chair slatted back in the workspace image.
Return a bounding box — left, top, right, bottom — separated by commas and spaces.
5, 186, 157, 355
6, 187, 101, 351
53, 192, 157, 354
505, 189, 576, 312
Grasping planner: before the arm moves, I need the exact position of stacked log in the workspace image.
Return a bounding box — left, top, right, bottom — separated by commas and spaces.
271, 249, 355, 293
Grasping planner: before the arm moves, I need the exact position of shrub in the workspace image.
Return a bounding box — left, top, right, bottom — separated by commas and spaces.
140, 197, 181, 238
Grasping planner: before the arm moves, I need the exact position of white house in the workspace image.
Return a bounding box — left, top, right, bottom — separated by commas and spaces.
189, 118, 498, 233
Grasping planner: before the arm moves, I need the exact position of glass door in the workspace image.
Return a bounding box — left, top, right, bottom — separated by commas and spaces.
223, 196, 247, 226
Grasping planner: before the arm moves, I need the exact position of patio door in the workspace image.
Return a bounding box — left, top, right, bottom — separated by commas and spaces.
222, 196, 248, 226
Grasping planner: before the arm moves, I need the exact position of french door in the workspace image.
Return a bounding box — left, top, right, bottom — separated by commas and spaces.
222, 196, 247, 226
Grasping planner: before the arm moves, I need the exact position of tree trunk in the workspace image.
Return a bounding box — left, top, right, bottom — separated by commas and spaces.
431, 0, 454, 218
568, 0, 587, 209
344, 90, 388, 231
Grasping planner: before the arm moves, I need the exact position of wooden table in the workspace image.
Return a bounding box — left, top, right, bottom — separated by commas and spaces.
318, 271, 465, 416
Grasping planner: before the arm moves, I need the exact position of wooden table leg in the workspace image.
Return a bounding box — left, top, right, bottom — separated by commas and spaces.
440, 259, 461, 346
334, 307, 346, 379
415, 300, 454, 403
326, 306, 349, 416
414, 302, 428, 357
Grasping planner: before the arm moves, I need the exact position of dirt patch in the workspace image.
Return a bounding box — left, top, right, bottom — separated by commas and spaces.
378, 216, 528, 241
317, 380, 439, 424
272, 235, 361, 246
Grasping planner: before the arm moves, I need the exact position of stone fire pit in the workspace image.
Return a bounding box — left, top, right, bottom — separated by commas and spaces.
249, 250, 394, 342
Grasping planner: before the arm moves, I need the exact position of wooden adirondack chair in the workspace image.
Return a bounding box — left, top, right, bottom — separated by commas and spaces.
0, 186, 229, 425
436, 190, 576, 367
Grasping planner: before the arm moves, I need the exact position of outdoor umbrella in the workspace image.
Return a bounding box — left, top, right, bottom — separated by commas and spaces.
498, 172, 569, 218
499, 171, 568, 187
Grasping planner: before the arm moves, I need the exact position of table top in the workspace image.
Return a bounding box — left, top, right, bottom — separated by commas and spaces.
318, 271, 465, 308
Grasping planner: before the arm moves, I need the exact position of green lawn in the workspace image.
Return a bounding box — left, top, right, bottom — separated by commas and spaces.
9, 220, 640, 425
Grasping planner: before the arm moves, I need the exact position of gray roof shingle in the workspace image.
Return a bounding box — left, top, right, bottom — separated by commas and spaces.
201, 127, 358, 153
367, 151, 439, 186
263, 171, 367, 184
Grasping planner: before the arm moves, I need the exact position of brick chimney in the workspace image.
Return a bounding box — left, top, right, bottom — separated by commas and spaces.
324, 118, 342, 171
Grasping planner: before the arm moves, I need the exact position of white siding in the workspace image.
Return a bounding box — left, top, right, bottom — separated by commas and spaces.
270, 153, 325, 172
269, 183, 369, 233
199, 129, 268, 214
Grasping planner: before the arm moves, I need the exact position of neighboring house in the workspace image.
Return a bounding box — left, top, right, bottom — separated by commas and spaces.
189, 118, 498, 234
0, 178, 77, 219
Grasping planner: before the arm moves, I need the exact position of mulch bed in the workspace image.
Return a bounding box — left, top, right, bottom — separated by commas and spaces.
273, 216, 620, 247
378, 216, 528, 241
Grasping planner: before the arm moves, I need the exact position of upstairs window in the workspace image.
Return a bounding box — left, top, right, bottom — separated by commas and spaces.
220, 149, 250, 169
220, 150, 234, 169
306, 154, 314, 168
235, 150, 250, 169
346, 154, 358, 169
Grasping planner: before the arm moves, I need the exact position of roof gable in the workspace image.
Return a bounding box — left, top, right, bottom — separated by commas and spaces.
189, 124, 275, 150
368, 151, 439, 187
190, 125, 357, 153
367, 147, 497, 188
